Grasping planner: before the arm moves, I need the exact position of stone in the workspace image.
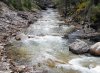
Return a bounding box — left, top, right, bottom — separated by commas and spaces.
0, 62, 10, 71
64, 17, 72, 24
0, 45, 4, 61
63, 25, 75, 38
17, 12, 28, 20
67, 30, 84, 43
0, 45, 4, 49
28, 35, 35, 38
69, 39, 89, 54
15, 33, 28, 41
15, 35, 21, 41
90, 42, 100, 56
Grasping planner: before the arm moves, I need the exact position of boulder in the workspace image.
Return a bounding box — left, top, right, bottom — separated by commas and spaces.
90, 42, 100, 56
0, 62, 10, 71
15, 33, 27, 41
69, 39, 89, 54
63, 25, 75, 38
67, 30, 84, 43
15, 35, 21, 41
17, 12, 28, 20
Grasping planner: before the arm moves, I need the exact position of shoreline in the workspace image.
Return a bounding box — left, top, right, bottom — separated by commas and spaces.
0, 2, 43, 72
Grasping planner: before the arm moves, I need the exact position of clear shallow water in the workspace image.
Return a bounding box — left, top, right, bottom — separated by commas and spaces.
7, 9, 100, 73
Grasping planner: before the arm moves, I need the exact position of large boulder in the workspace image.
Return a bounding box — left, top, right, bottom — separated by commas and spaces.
90, 42, 100, 56
69, 39, 89, 54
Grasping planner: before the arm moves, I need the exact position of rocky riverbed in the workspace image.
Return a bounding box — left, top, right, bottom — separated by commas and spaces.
0, 1, 43, 73
4, 8, 100, 73
0, 1, 41, 44
0, 1, 100, 73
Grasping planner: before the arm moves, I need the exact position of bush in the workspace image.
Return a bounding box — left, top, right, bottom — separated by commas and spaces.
91, 4, 100, 22
76, 0, 90, 13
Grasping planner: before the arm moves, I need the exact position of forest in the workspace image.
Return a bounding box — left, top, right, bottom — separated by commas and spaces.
0, 0, 100, 73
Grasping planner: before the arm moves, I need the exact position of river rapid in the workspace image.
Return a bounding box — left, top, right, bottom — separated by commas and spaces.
6, 8, 100, 73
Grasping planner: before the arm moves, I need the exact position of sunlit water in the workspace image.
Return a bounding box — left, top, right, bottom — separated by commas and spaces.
7, 9, 100, 73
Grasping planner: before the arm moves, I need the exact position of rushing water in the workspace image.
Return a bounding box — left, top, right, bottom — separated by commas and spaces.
7, 9, 100, 73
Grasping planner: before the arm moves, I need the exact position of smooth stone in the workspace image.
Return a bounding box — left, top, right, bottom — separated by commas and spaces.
90, 42, 100, 56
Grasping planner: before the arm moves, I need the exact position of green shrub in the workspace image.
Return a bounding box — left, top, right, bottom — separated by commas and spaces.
3, 0, 40, 11
91, 4, 100, 22
76, 0, 90, 13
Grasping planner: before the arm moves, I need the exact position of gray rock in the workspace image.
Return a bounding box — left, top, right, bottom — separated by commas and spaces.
15, 33, 28, 41
15, 35, 21, 41
65, 25, 75, 34
69, 39, 89, 54
0, 62, 10, 71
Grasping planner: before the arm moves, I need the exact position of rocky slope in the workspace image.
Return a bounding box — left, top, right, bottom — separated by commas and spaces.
0, 1, 42, 72
0, 1, 41, 44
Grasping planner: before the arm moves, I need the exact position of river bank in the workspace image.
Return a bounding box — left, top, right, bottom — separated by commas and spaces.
0, 1, 41, 44
62, 16, 100, 56
0, 1, 43, 73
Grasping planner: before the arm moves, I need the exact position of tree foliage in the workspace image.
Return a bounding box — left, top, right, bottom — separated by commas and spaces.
53, 0, 100, 23
1, 0, 48, 11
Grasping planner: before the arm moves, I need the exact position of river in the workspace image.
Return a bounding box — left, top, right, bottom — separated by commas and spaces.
6, 8, 100, 73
